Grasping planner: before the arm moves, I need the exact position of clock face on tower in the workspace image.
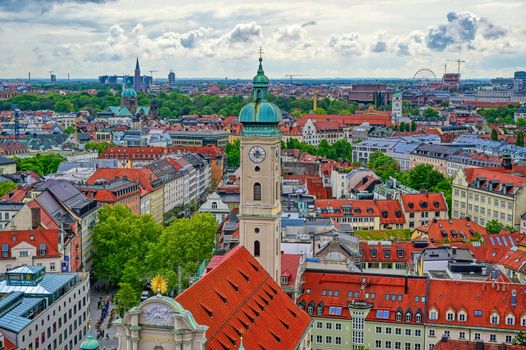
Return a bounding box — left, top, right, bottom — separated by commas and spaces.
395, 102, 401, 108
249, 146, 266, 163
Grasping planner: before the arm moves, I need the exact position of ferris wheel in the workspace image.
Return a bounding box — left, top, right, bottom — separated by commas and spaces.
412, 68, 437, 86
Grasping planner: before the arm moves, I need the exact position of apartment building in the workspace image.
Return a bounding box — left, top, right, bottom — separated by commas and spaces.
0, 266, 90, 350
452, 157, 526, 228
410, 144, 460, 176
400, 193, 449, 229
301, 270, 526, 350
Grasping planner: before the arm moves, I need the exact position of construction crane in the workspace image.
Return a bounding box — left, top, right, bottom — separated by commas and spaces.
285, 74, 308, 85
447, 59, 466, 75
11, 104, 20, 140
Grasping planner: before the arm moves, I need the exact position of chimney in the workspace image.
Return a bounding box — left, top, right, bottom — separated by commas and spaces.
502, 154, 512, 170
31, 207, 41, 230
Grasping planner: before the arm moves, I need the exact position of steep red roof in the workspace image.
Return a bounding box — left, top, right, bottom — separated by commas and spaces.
316, 199, 405, 224
415, 218, 486, 243
360, 241, 420, 263
176, 246, 311, 350
168, 145, 223, 158
281, 253, 301, 289
86, 168, 159, 195
427, 279, 526, 330
298, 114, 391, 127
464, 166, 526, 194
100, 146, 165, 159
300, 271, 428, 323
0, 227, 61, 259
401, 193, 448, 212
433, 339, 526, 350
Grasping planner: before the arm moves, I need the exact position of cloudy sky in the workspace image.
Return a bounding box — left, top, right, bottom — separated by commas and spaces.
1, 0, 525, 79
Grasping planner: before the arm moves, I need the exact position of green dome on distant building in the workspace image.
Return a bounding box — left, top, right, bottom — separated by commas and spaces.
122, 87, 137, 98
80, 331, 100, 350
239, 56, 282, 136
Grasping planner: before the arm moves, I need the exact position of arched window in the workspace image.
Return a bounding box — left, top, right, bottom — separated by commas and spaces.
405, 312, 412, 323
506, 315, 515, 325
307, 305, 313, 315
253, 183, 261, 201
211, 202, 217, 209
490, 313, 499, 325
254, 240, 260, 257
317, 305, 323, 316
396, 312, 402, 322
415, 313, 422, 323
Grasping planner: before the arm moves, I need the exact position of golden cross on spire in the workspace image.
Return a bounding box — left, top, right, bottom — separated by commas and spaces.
257, 46, 264, 60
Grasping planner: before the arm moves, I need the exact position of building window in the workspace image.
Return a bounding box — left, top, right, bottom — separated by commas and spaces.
446, 312, 454, 321
396, 312, 402, 322
506, 335, 512, 343
474, 333, 481, 341
490, 334, 496, 342
253, 183, 262, 201
458, 312, 466, 322
315, 335, 322, 343
386, 341, 392, 349
429, 310, 438, 320
211, 202, 217, 209
415, 313, 422, 323
429, 329, 435, 337
376, 340, 382, 349
405, 329, 411, 336
254, 241, 260, 257
405, 312, 412, 323
326, 336, 332, 344
506, 316, 515, 325
376, 326, 382, 333
335, 337, 342, 345
459, 331, 465, 339
490, 314, 499, 325
316, 321, 322, 329
335, 323, 341, 331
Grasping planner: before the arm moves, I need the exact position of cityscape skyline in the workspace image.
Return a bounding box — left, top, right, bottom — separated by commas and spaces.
1, 0, 525, 79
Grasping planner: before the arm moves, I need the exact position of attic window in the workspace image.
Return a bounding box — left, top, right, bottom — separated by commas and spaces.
287, 307, 298, 318
214, 290, 227, 304
408, 202, 414, 209
227, 279, 239, 292
239, 270, 250, 281
395, 210, 402, 218
269, 331, 281, 343
201, 304, 214, 318
381, 210, 388, 218
279, 319, 290, 329
433, 201, 440, 208
420, 201, 428, 208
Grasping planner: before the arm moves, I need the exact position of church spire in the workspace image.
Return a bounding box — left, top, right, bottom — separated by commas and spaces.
135, 57, 140, 71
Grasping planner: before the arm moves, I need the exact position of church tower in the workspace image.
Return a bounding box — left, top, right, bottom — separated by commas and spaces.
134, 57, 141, 92
391, 90, 402, 125
238, 54, 282, 282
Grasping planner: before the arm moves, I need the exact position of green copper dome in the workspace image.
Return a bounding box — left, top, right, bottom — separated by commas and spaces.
80, 331, 100, 350
122, 87, 137, 98
239, 57, 282, 136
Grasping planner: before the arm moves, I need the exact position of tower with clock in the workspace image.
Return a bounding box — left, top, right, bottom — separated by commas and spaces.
391, 89, 402, 126
238, 52, 282, 282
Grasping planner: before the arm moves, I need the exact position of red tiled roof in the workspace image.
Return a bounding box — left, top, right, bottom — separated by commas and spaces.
300, 271, 428, 323
360, 241, 420, 263
100, 146, 165, 159
281, 253, 301, 289
86, 168, 159, 194
415, 218, 486, 243
168, 145, 223, 158
316, 199, 405, 224
428, 279, 526, 330
298, 114, 391, 127
464, 166, 526, 192
433, 339, 526, 350
401, 193, 448, 212
176, 246, 311, 350
0, 227, 61, 259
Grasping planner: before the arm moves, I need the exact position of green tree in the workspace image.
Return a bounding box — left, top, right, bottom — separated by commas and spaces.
513, 331, 526, 345
146, 213, 217, 291
225, 139, 240, 168
516, 130, 525, 147
423, 108, 439, 118
402, 164, 446, 191
368, 151, 400, 181
159, 106, 171, 118
516, 118, 526, 127
0, 182, 16, 197
64, 125, 75, 134
54, 100, 74, 113
491, 128, 499, 141
92, 205, 163, 286
85, 141, 115, 155
314, 107, 327, 115
115, 282, 140, 316
14, 153, 66, 176
410, 120, 417, 131
486, 219, 503, 234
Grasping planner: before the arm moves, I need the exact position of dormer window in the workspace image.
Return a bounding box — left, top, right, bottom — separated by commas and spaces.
370, 249, 377, 258
405, 312, 412, 323
490, 313, 499, 325
446, 311, 455, 321
280, 276, 288, 285
458, 312, 467, 322
396, 312, 402, 322
506, 315, 515, 326
415, 313, 422, 323
429, 310, 438, 320
521, 316, 526, 327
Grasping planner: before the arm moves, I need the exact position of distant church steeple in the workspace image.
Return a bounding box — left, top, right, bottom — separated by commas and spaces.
134, 57, 141, 92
